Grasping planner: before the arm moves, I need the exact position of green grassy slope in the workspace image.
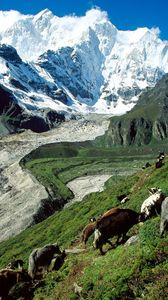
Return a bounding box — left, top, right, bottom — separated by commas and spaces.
0, 154, 168, 299
21, 142, 160, 202
95, 74, 168, 147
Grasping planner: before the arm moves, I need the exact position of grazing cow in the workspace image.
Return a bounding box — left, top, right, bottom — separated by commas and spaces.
80, 209, 120, 245
155, 152, 165, 169
117, 194, 129, 204
155, 158, 164, 169
80, 221, 96, 245
6, 259, 24, 271
28, 243, 61, 279
141, 189, 165, 220
157, 152, 165, 160
93, 208, 142, 255
0, 269, 31, 300
160, 197, 168, 237
142, 162, 151, 169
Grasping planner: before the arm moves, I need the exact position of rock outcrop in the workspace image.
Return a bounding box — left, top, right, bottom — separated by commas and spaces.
97, 74, 168, 146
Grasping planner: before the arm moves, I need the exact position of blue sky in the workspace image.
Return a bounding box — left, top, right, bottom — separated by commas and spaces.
0, 0, 167, 40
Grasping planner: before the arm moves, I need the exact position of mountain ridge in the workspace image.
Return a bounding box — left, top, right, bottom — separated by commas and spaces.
0, 8, 168, 134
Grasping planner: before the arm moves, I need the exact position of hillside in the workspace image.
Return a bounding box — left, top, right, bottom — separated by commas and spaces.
0, 153, 168, 299
96, 73, 168, 146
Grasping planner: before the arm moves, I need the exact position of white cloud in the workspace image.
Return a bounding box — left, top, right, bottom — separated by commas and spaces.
0, 10, 26, 31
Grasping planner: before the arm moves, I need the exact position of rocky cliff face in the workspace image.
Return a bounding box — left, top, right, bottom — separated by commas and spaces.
104, 118, 153, 146
0, 84, 65, 134
98, 74, 168, 146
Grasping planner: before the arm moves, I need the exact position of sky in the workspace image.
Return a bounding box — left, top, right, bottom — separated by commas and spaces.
0, 0, 167, 40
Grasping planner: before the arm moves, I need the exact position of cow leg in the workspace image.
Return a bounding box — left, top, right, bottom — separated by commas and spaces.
120, 233, 127, 243
106, 239, 113, 247
99, 245, 105, 255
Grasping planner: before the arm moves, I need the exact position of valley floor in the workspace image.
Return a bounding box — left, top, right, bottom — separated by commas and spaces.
0, 115, 110, 241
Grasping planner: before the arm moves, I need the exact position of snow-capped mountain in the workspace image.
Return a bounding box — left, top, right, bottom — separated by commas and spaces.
0, 8, 168, 132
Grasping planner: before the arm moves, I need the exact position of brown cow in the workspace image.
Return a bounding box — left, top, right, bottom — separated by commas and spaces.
80, 209, 120, 245
80, 221, 96, 245
93, 208, 142, 254
0, 268, 31, 299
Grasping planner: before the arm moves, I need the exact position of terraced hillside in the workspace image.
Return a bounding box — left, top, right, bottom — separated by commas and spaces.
0, 147, 168, 299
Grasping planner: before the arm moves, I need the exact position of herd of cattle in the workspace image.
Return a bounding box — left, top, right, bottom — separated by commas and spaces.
1, 187, 167, 299
0, 244, 66, 299
81, 187, 168, 254
0, 153, 168, 299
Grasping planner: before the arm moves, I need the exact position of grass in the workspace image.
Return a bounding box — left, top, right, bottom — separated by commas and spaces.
0, 142, 168, 299
21, 142, 158, 202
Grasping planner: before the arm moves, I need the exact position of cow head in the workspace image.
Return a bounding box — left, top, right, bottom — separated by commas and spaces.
148, 187, 162, 195
139, 212, 147, 222
53, 243, 62, 255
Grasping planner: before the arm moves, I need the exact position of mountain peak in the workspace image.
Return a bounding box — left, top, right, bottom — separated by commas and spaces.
34, 8, 53, 20
0, 8, 168, 122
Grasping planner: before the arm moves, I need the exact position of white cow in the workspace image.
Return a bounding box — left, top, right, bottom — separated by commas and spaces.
141, 188, 165, 220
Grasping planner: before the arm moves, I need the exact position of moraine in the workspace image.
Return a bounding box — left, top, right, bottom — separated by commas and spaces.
0, 116, 110, 242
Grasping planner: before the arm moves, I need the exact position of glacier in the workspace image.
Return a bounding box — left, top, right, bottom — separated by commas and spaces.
0, 8, 168, 128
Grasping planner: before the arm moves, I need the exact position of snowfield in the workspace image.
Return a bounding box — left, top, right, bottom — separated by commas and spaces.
0, 8, 168, 117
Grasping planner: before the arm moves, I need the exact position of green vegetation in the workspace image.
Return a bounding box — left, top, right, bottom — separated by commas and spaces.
20, 141, 159, 201
0, 140, 168, 299
94, 74, 168, 147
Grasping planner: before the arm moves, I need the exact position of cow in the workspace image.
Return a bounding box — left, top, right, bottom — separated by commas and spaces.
117, 194, 129, 204
142, 162, 151, 169
6, 259, 24, 271
157, 152, 165, 160
0, 268, 31, 300
155, 158, 164, 169
141, 189, 165, 220
160, 197, 168, 237
155, 152, 165, 169
80, 209, 120, 245
80, 221, 96, 245
93, 208, 142, 255
28, 243, 61, 279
